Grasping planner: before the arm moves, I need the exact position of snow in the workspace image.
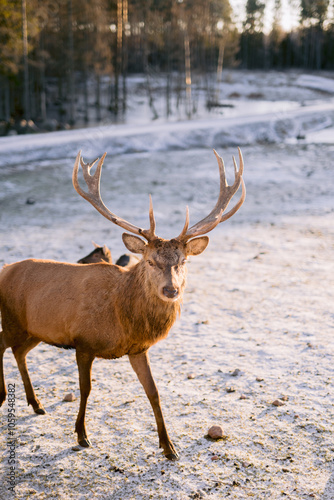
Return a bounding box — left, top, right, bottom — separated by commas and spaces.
0, 71, 334, 499
304, 126, 334, 144
296, 74, 334, 94
1, 99, 334, 170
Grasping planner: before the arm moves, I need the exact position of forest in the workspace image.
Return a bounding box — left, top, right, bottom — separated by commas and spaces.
1, 0, 334, 134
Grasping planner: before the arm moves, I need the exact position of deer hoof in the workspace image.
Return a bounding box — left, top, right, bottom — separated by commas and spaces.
31, 398, 46, 414
165, 452, 179, 461
79, 438, 91, 448
33, 406, 46, 415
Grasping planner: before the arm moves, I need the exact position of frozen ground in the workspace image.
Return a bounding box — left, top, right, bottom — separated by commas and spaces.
0, 71, 334, 499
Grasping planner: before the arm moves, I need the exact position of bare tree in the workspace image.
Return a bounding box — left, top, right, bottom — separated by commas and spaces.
21, 0, 30, 121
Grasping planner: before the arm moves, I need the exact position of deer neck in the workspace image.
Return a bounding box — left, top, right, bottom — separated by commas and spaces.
118, 261, 182, 348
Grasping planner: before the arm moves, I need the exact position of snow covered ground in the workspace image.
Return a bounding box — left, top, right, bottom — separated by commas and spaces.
0, 71, 334, 499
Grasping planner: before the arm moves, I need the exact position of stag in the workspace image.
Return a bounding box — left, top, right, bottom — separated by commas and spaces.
0, 149, 245, 460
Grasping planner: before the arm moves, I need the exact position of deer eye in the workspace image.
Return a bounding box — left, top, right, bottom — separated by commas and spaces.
147, 260, 155, 267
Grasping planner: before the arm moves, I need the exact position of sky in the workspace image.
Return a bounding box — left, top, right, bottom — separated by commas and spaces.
229, 0, 300, 33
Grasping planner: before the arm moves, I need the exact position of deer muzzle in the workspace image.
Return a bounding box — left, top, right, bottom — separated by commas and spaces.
162, 286, 179, 300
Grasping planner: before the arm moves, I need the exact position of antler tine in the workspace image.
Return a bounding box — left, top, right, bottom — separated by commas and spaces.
220, 176, 246, 222
73, 151, 155, 240
177, 148, 246, 242
73, 150, 88, 201
81, 154, 105, 192
220, 148, 245, 222
145, 194, 157, 240
235, 147, 244, 177
213, 148, 228, 189
176, 206, 190, 241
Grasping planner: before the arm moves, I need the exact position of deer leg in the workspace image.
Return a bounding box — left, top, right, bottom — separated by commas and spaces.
75, 350, 95, 448
128, 351, 178, 461
0, 333, 7, 406
12, 338, 44, 414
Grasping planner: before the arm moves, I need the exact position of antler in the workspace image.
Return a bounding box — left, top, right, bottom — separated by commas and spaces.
177, 148, 246, 241
73, 151, 157, 241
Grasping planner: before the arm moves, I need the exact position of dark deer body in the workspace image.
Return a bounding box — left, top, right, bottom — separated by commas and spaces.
0, 149, 245, 460
77, 242, 140, 268
77, 243, 112, 264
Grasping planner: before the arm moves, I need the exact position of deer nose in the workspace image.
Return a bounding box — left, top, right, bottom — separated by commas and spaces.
162, 286, 179, 299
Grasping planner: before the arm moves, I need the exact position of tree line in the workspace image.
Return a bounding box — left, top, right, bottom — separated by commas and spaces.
0, 0, 333, 133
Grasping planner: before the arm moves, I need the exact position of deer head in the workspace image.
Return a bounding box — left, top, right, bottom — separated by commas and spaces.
73, 149, 246, 302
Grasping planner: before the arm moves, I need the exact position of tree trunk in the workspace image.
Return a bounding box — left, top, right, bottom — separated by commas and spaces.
83, 72, 89, 123
184, 31, 192, 118
113, 0, 123, 116
122, 0, 128, 114
96, 73, 101, 122
21, 0, 30, 121
165, 23, 172, 118
215, 42, 224, 103
67, 0, 75, 124
39, 28, 47, 122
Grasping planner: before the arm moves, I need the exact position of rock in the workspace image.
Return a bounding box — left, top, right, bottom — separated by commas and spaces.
208, 425, 224, 440
187, 373, 195, 379
241, 461, 251, 468
63, 392, 76, 402
211, 455, 219, 461
272, 399, 285, 407
256, 376, 264, 382
226, 386, 235, 393
239, 394, 248, 400
231, 368, 241, 377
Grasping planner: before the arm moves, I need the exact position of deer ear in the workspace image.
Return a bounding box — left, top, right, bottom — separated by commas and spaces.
103, 244, 111, 258
122, 233, 147, 254
186, 236, 209, 256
